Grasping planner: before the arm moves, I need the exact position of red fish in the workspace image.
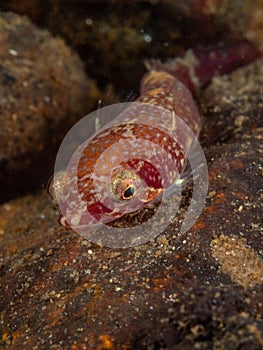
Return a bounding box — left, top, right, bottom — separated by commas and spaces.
48, 40, 261, 234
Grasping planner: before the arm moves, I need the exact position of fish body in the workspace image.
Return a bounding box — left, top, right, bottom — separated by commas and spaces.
48, 40, 261, 232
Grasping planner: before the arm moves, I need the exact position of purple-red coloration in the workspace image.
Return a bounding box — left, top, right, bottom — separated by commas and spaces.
146, 40, 262, 92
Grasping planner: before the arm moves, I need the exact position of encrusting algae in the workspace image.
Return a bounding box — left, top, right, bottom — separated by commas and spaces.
211, 234, 263, 289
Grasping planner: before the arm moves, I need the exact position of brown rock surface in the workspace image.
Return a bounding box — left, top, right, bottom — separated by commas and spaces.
200, 58, 263, 146
0, 59, 262, 349
0, 12, 98, 202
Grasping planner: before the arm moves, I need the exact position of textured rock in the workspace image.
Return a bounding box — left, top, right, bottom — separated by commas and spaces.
200, 58, 263, 147
0, 12, 98, 202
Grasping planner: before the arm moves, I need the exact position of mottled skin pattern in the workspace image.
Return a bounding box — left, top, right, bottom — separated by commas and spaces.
147, 40, 262, 92
48, 40, 261, 230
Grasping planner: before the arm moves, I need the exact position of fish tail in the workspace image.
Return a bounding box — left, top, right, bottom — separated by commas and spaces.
144, 39, 262, 92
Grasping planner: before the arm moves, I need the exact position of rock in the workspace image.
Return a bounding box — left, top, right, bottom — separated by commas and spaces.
200, 58, 263, 147
133, 286, 263, 350
0, 12, 99, 202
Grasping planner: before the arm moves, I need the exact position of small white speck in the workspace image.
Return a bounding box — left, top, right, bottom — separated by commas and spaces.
143, 34, 152, 43
85, 18, 93, 26
37, 213, 45, 219
44, 96, 50, 103
70, 216, 80, 226
8, 49, 18, 56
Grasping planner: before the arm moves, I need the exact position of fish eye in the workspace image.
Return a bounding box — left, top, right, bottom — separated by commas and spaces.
110, 169, 139, 202
122, 184, 135, 200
